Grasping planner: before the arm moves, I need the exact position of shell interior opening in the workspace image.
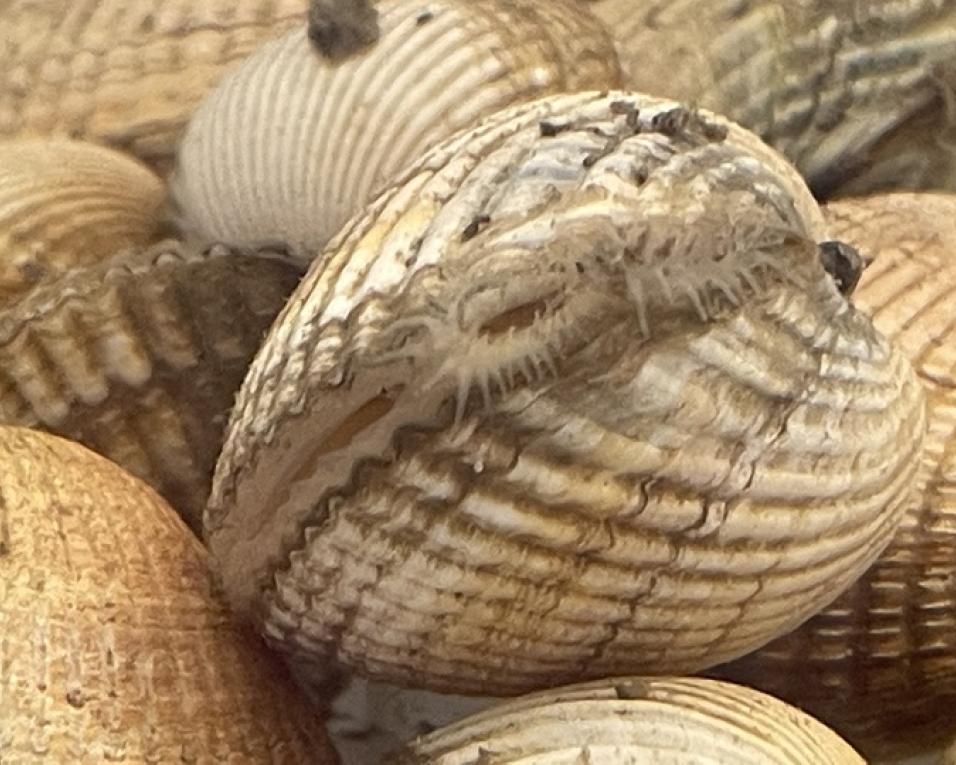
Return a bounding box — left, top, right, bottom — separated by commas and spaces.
314, 386, 405, 460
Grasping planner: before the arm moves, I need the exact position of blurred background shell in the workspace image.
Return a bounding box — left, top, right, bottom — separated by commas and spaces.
205, 91, 924, 696
395, 676, 864, 764
588, 0, 956, 199
714, 193, 956, 762
0, 0, 306, 173
0, 426, 335, 762
0, 240, 301, 533
170, 0, 622, 262
0, 139, 165, 304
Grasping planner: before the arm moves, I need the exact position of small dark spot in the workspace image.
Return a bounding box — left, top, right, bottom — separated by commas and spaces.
539, 120, 570, 137
461, 214, 491, 242
575, 262, 585, 274
308, 0, 380, 61
632, 166, 649, 184
416, 10, 433, 25
416, 721, 437, 735
650, 107, 689, 136
818, 240, 868, 296
66, 689, 85, 708
36, 682, 46, 691
699, 118, 728, 141
613, 680, 650, 699
138, 14, 155, 33
17, 260, 44, 284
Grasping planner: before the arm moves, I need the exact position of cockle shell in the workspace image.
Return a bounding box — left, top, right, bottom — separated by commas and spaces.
170, 0, 622, 262
588, 0, 956, 198
205, 91, 925, 696
0, 0, 306, 173
0, 426, 335, 762
0, 139, 165, 304
395, 677, 864, 764
714, 193, 956, 761
0, 241, 300, 533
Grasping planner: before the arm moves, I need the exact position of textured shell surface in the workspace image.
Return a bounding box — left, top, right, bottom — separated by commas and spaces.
395, 676, 864, 764
714, 193, 956, 761
205, 90, 925, 696
0, 240, 301, 534
589, 0, 956, 198
170, 0, 622, 263
0, 138, 165, 304
0, 0, 306, 173
0, 426, 335, 763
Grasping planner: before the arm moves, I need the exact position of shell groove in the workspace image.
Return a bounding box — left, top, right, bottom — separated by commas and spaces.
170, 0, 622, 262
0, 0, 306, 172
0, 139, 165, 304
396, 676, 864, 764
0, 427, 334, 763
715, 193, 956, 760
0, 240, 301, 533
205, 91, 925, 695
589, 0, 956, 198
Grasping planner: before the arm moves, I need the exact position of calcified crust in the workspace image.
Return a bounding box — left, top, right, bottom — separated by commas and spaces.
715, 193, 956, 760
0, 0, 305, 172
0, 427, 334, 762
0, 139, 165, 304
171, 0, 622, 261
395, 677, 863, 764
0, 241, 300, 533
589, 0, 956, 197
207, 91, 925, 695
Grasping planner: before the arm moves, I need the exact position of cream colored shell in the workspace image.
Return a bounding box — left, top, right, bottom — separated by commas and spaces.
588, 0, 956, 198
170, 0, 622, 262
395, 677, 864, 764
716, 193, 956, 761
0, 139, 165, 304
0, 0, 306, 173
0, 241, 300, 533
205, 91, 925, 695
0, 426, 334, 762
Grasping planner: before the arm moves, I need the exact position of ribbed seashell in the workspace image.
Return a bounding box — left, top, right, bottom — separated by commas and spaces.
0, 241, 301, 533
0, 0, 306, 173
205, 91, 925, 696
714, 193, 956, 761
395, 677, 863, 763
170, 0, 622, 262
0, 426, 335, 762
588, 0, 956, 198
0, 139, 165, 304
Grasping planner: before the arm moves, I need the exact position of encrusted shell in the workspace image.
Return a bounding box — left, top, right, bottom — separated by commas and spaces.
0, 426, 334, 762
0, 0, 306, 173
0, 139, 165, 303
205, 91, 925, 695
170, 0, 622, 262
395, 677, 864, 763
588, 0, 956, 198
715, 193, 956, 760
0, 241, 300, 533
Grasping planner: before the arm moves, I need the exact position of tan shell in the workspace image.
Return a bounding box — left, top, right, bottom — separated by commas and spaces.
0, 426, 335, 762
588, 0, 956, 198
0, 241, 301, 533
395, 677, 864, 763
714, 193, 956, 760
170, 0, 622, 262
205, 91, 925, 695
0, 139, 165, 304
0, 0, 306, 173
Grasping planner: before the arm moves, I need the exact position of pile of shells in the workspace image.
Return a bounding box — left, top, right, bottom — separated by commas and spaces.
1, 0, 955, 762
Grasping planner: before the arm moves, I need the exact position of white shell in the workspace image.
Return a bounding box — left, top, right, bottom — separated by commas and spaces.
171, 0, 622, 262
206, 91, 925, 695
396, 677, 865, 764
